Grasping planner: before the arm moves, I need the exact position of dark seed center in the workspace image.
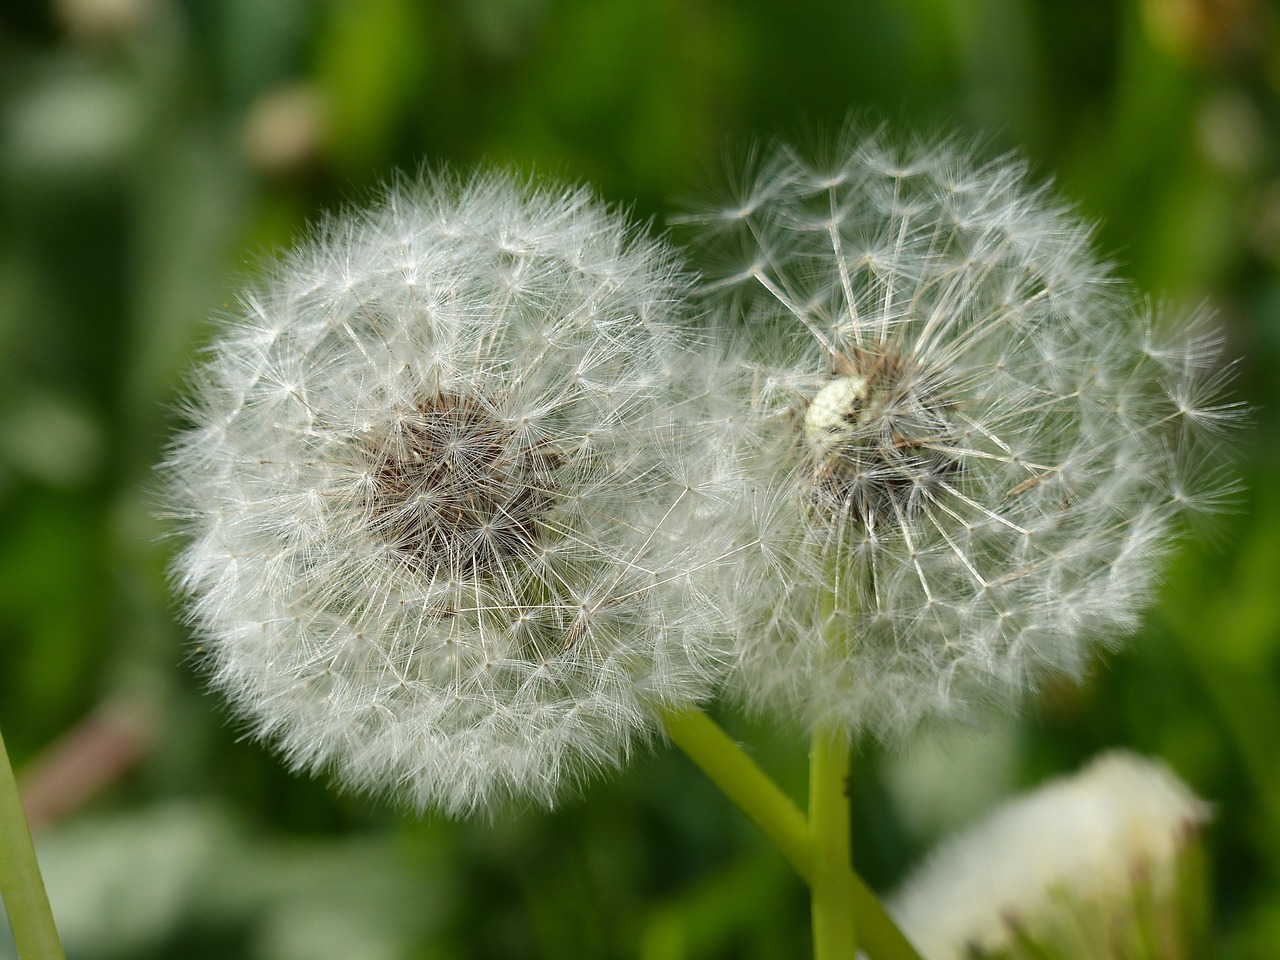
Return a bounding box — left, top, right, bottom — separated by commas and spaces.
364, 392, 560, 576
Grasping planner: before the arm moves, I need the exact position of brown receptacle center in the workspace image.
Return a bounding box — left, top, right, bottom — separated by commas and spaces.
803, 348, 960, 525
364, 392, 561, 576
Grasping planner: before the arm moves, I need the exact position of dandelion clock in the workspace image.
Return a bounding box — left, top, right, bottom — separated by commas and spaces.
162, 171, 740, 816
682, 129, 1240, 742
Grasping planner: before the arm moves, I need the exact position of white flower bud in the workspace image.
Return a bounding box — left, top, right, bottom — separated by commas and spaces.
683, 129, 1242, 740
163, 171, 740, 816
887, 751, 1211, 960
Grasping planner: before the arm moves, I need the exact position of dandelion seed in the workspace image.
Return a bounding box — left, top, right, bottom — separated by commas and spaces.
682, 127, 1241, 740
163, 171, 740, 816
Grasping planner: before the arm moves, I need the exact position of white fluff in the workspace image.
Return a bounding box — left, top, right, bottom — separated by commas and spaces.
683, 128, 1240, 740
162, 171, 742, 816
887, 750, 1210, 960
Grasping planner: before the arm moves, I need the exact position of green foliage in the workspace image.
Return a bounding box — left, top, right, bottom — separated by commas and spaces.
1, 0, 1277, 956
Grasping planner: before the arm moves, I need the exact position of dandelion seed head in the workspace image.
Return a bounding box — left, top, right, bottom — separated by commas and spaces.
887, 751, 1210, 960
163, 170, 737, 816
683, 127, 1241, 741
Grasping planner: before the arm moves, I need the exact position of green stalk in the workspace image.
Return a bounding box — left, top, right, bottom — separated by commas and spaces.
849, 870, 926, 960
809, 727, 858, 959
661, 707, 925, 960
0, 728, 65, 960
661, 706, 813, 880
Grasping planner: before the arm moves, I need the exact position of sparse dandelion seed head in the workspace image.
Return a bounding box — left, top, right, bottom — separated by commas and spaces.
683, 127, 1241, 741
162, 170, 739, 816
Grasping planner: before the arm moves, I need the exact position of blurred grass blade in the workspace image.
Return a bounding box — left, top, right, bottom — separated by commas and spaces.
0, 728, 65, 960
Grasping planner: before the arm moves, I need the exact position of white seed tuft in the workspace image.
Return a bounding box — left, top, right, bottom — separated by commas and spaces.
162, 170, 740, 816
886, 750, 1210, 960
682, 128, 1242, 740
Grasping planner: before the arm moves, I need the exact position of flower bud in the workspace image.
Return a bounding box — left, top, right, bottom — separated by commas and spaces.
887, 751, 1212, 960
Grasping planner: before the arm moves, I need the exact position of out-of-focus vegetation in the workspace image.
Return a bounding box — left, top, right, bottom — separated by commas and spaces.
1, 0, 1277, 957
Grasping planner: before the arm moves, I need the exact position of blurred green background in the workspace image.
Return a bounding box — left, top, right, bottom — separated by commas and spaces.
1, 0, 1278, 957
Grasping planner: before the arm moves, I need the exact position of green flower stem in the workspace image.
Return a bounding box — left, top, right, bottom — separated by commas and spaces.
661, 706, 812, 880
848, 871, 927, 960
0, 728, 65, 960
809, 727, 858, 959
661, 707, 924, 960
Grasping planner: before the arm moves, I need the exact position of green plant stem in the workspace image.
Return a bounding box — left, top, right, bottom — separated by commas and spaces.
661, 706, 812, 880
661, 707, 925, 960
849, 871, 927, 960
809, 727, 858, 959
0, 728, 65, 960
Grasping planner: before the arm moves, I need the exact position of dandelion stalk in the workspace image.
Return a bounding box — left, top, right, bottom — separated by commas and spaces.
848, 873, 927, 960
663, 707, 923, 960
661, 707, 811, 878
0, 728, 65, 960
809, 726, 857, 959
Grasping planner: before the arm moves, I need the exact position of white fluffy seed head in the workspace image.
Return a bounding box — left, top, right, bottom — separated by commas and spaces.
886, 751, 1211, 960
162, 170, 741, 816
682, 128, 1242, 741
